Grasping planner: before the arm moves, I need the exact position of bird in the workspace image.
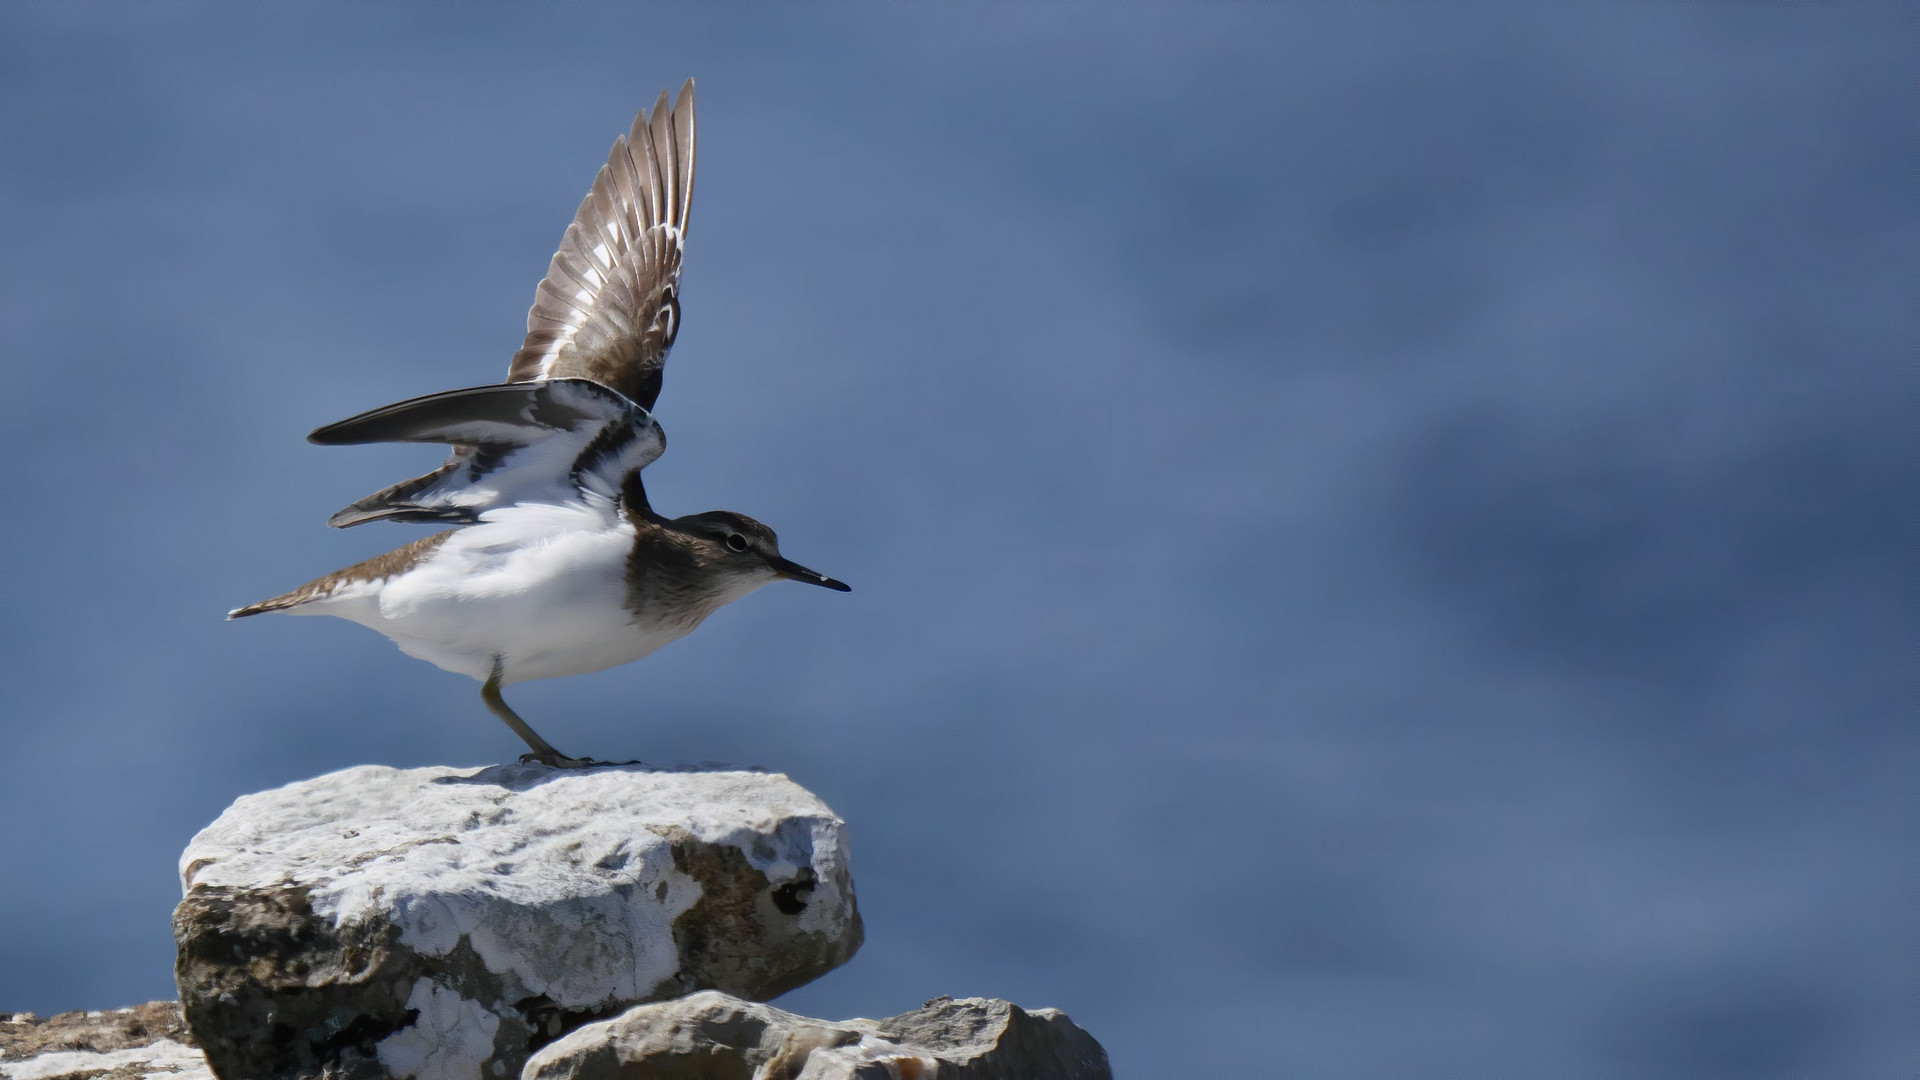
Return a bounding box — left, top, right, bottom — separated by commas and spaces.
229, 81, 849, 768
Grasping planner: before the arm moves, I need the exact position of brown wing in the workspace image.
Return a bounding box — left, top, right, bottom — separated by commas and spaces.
506, 81, 695, 412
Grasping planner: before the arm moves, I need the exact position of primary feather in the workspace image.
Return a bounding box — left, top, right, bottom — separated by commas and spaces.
506, 81, 695, 411
321, 82, 696, 529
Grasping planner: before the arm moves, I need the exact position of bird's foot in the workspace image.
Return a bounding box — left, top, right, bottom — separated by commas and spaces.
518, 751, 645, 770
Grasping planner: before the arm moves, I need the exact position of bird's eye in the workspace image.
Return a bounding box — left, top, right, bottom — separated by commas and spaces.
724, 533, 749, 553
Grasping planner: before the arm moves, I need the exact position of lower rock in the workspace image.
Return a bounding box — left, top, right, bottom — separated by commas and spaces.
0, 1001, 213, 1080
521, 991, 1111, 1079
172, 763, 860, 1080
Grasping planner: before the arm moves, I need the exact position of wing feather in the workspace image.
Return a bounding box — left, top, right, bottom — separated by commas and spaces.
508, 81, 695, 412
313, 379, 665, 527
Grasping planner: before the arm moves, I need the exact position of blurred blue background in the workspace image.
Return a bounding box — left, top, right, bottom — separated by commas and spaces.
0, 4, 1908, 1076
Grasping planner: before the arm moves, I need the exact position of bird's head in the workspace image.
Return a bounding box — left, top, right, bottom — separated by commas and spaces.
673, 510, 851, 593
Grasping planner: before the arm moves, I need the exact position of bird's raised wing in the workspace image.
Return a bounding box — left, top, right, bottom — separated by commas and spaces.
506, 81, 695, 412
311, 379, 664, 527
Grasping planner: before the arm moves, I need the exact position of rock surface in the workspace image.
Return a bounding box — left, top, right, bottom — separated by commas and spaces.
173, 763, 860, 1080
522, 991, 1111, 1079
0, 1001, 213, 1080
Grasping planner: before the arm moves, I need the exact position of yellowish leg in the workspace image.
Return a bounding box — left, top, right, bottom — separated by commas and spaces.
482, 666, 592, 769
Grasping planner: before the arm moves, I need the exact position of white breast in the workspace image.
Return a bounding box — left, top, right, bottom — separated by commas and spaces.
315, 502, 665, 684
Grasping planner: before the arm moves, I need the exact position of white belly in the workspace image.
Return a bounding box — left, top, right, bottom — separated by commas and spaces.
315, 505, 694, 684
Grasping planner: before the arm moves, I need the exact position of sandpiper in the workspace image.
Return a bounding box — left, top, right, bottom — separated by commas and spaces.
231, 81, 849, 767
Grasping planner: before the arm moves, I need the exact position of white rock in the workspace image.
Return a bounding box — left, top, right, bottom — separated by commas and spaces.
520, 991, 1112, 1080
173, 762, 861, 1080
0, 1038, 211, 1080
